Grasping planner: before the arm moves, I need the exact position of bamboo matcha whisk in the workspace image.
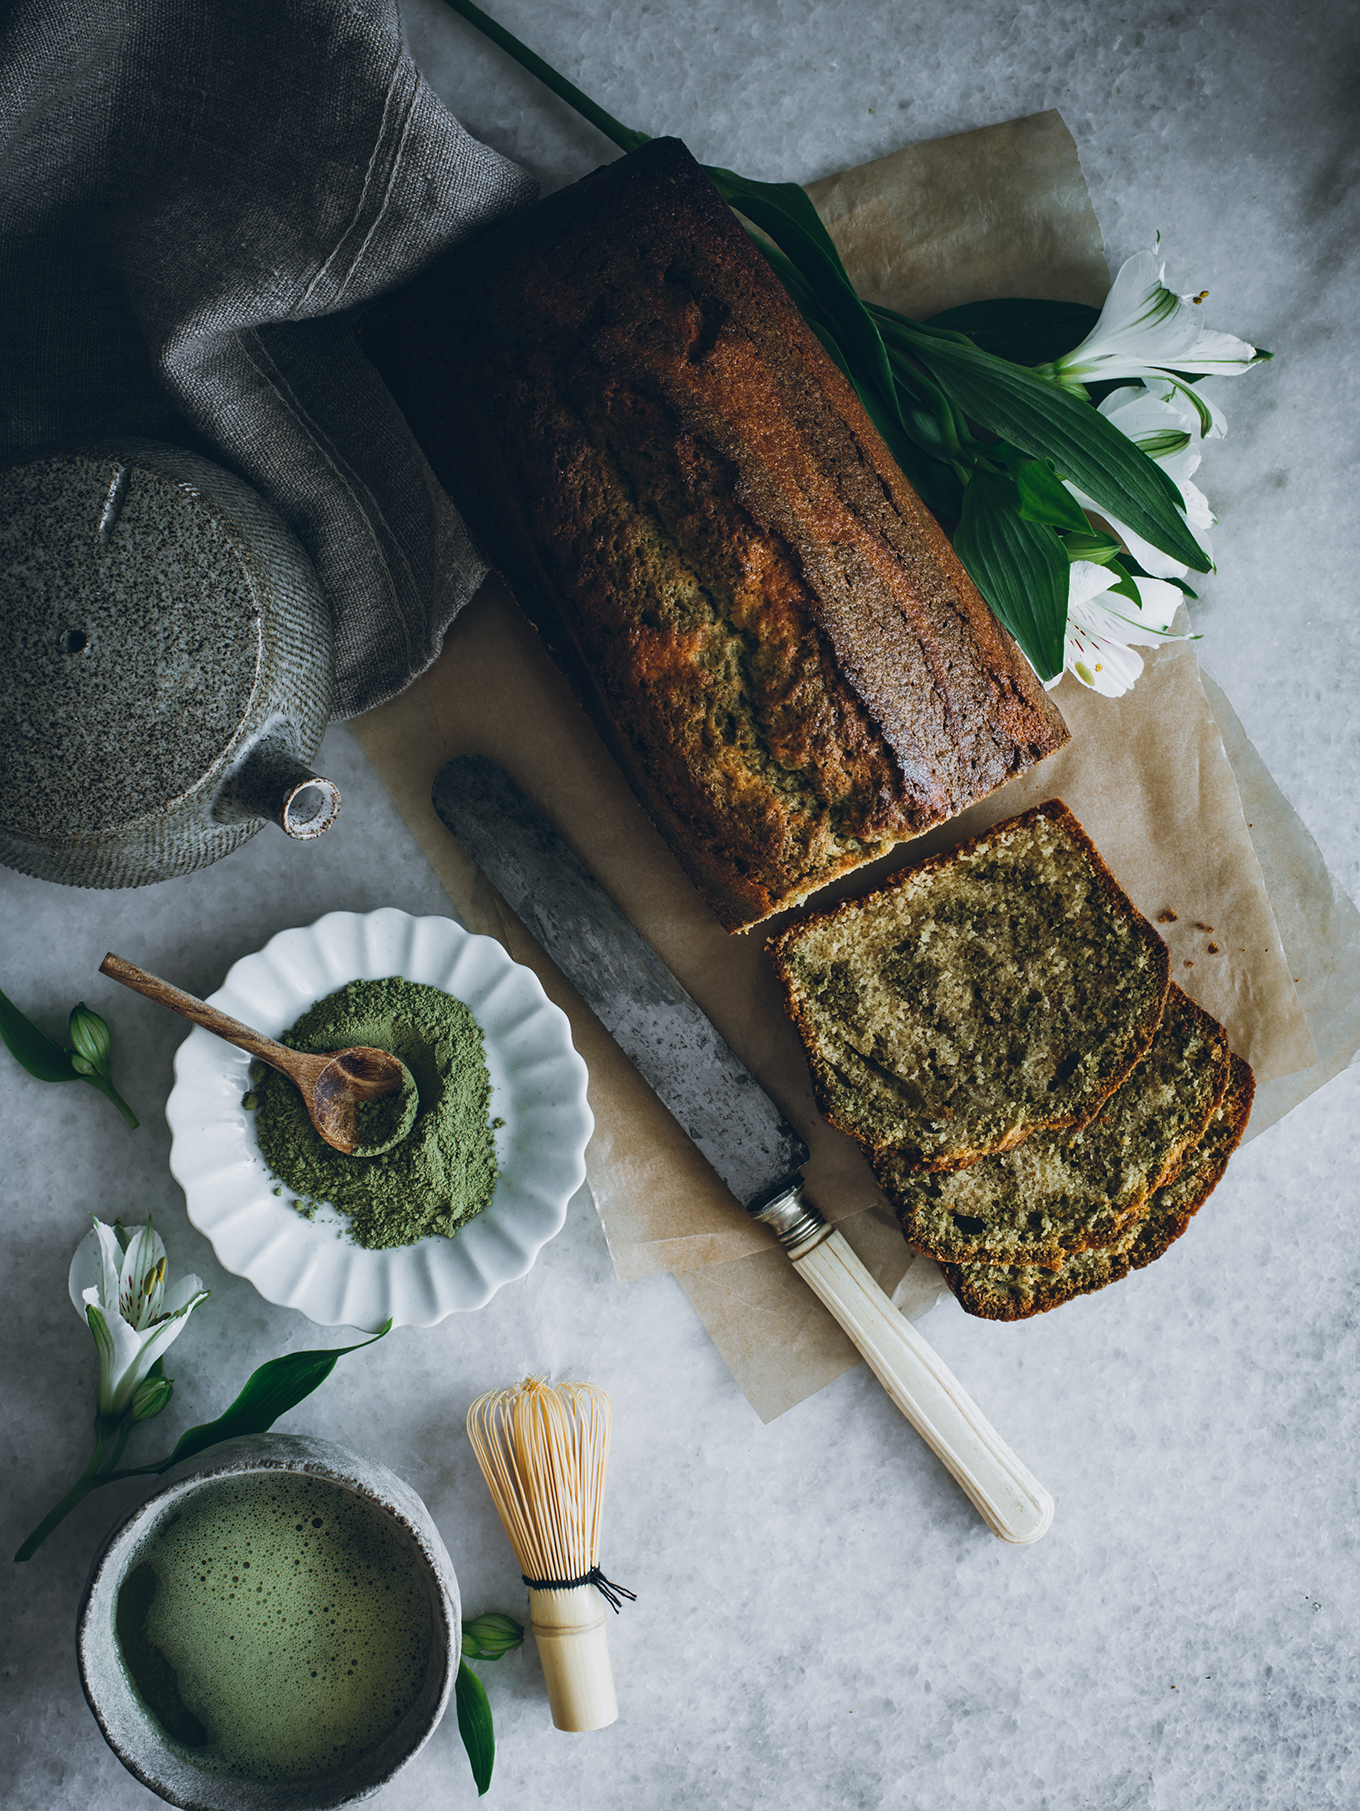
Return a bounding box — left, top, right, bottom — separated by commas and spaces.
466, 1378, 632, 1732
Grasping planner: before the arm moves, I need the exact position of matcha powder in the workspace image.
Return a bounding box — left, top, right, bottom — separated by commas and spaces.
251, 978, 499, 1250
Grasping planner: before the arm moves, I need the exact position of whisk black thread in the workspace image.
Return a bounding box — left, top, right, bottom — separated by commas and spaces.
521, 1565, 636, 1612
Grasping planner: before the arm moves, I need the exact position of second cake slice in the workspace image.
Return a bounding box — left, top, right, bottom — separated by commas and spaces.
939, 1051, 1255, 1319
876, 983, 1231, 1271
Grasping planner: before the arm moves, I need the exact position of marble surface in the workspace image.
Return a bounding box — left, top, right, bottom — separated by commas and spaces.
3, 0, 1358, 1806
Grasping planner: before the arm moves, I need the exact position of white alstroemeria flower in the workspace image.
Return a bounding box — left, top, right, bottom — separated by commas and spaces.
1064, 379, 1218, 579
1046, 561, 1189, 698
1039, 243, 1261, 392
68, 1217, 208, 1420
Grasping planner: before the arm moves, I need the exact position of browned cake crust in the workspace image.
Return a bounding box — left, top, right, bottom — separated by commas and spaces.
362, 137, 1068, 932
941, 1051, 1255, 1320
769, 800, 1172, 1169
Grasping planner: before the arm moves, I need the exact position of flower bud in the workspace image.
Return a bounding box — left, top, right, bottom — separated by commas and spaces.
130, 1374, 174, 1421
68, 1004, 112, 1074
460, 1612, 524, 1661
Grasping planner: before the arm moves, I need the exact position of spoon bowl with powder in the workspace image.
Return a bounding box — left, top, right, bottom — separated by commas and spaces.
100, 953, 418, 1157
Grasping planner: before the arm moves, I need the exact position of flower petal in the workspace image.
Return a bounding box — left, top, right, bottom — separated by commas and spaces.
1085, 576, 1187, 640
119, 1222, 167, 1330
160, 1272, 207, 1316
83, 1302, 120, 1417
1052, 248, 1259, 388
1056, 563, 1192, 697
110, 1296, 208, 1414
1096, 383, 1194, 440
1066, 558, 1121, 610
69, 1223, 115, 1318
1164, 325, 1259, 373
1064, 482, 1194, 581
102, 1311, 158, 1417
1066, 625, 1147, 696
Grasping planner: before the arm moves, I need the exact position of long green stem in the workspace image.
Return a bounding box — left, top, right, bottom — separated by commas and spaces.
105, 1417, 137, 1471
440, 0, 649, 154
15, 1428, 207, 1560
81, 1072, 140, 1130
13, 1421, 123, 1563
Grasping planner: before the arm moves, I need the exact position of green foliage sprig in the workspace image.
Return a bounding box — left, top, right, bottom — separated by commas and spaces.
0, 987, 139, 1127
14, 1314, 390, 1561
456, 1613, 526, 1795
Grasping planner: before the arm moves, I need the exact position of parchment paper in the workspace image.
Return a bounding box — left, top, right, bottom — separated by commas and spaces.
350, 112, 1357, 1422
804, 110, 1111, 316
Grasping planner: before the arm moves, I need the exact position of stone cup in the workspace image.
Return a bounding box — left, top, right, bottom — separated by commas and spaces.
76, 1435, 460, 1810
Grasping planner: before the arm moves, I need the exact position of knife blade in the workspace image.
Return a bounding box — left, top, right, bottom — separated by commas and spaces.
433, 754, 1053, 1544
432, 754, 808, 1205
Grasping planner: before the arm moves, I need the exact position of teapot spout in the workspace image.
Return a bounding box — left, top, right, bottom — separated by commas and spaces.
214, 738, 341, 840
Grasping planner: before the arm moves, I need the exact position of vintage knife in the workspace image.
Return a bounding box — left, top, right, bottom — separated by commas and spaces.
434, 755, 1052, 1543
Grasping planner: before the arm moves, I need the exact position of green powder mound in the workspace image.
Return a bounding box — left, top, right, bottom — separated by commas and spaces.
116, 1474, 431, 1782
253, 977, 498, 1250
352, 1070, 420, 1155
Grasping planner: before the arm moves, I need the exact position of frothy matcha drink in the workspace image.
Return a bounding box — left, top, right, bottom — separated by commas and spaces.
115, 1473, 433, 1781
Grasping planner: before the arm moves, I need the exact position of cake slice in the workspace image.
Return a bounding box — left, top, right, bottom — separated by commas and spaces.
940, 1051, 1255, 1320
768, 799, 1171, 1169
877, 984, 1230, 1270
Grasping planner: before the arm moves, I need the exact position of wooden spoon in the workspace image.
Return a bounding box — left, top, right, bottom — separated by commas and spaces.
100, 953, 418, 1157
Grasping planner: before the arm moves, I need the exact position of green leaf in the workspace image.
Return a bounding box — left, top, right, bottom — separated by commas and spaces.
157, 1324, 391, 1470
1007, 456, 1093, 535
456, 1659, 496, 1796
1103, 558, 1144, 609
954, 471, 1070, 681
924, 298, 1102, 366
0, 986, 79, 1082
878, 323, 1211, 571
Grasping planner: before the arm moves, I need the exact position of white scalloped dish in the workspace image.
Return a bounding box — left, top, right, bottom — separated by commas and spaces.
166, 909, 592, 1328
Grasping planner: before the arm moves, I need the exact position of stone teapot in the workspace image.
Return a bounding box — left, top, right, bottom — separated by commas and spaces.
0, 439, 340, 888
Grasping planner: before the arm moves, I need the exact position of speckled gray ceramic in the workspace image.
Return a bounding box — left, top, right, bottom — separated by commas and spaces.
75, 1436, 460, 1811
0, 441, 338, 888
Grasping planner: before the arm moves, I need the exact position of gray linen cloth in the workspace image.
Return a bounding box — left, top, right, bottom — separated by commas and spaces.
0, 0, 536, 717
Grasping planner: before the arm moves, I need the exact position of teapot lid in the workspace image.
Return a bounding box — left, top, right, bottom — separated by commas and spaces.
0, 443, 264, 840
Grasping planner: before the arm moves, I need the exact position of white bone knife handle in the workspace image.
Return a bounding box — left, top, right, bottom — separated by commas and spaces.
749, 1183, 1053, 1544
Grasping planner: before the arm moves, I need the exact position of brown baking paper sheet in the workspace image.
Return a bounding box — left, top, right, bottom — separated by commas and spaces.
804, 109, 1111, 317
349, 112, 1354, 1423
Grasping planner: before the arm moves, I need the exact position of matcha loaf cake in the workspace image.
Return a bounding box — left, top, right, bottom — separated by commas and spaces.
877, 983, 1231, 1271
363, 138, 1068, 932
941, 1051, 1255, 1320
768, 800, 1171, 1170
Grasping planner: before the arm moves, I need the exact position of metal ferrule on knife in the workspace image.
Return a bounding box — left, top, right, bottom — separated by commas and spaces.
745, 1178, 833, 1259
